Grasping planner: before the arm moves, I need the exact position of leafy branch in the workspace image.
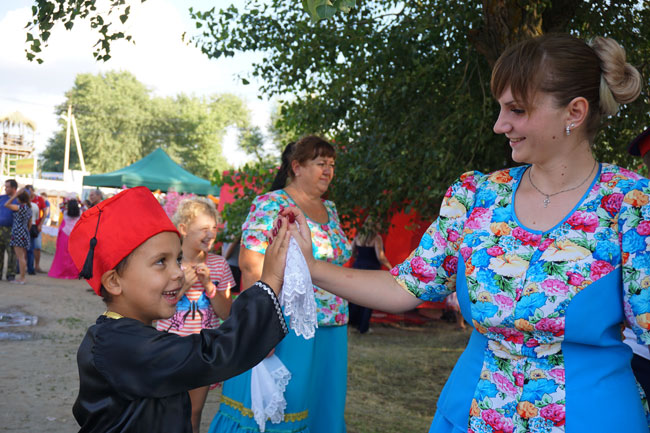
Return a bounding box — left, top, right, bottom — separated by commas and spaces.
25, 0, 144, 62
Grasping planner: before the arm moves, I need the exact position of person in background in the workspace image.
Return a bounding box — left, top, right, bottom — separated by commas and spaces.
5, 187, 32, 284
628, 127, 650, 170
0, 179, 17, 281
156, 196, 234, 433
40, 192, 51, 226
88, 188, 103, 207
48, 198, 82, 279
280, 34, 648, 432
444, 292, 467, 330
348, 217, 391, 334
210, 137, 351, 433
19, 185, 40, 276
625, 126, 650, 399
25, 185, 49, 273
222, 234, 241, 293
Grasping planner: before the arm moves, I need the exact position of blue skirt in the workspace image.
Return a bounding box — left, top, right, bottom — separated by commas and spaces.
209, 325, 348, 433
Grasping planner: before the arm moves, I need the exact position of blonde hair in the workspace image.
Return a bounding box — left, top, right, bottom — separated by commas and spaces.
172, 197, 220, 228
588, 36, 642, 116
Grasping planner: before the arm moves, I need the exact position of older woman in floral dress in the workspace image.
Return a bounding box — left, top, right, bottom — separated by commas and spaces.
209, 136, 351, 433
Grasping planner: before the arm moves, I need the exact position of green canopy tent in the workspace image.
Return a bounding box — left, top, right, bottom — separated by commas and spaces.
82, 148, 220, 196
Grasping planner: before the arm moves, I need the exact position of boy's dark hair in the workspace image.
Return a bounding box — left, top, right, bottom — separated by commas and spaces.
5, 179, 17, 189
99, 255, 131, 305
67, 199, 81, 217
17, 191, 30, 204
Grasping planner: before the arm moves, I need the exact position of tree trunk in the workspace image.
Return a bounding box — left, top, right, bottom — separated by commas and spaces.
468, 0, 582, 67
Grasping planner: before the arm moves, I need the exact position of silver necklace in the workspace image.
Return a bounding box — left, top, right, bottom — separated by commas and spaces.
527, 161, 598, 208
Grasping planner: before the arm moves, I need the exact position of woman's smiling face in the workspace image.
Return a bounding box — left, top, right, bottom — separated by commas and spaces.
493, 87, 568, 165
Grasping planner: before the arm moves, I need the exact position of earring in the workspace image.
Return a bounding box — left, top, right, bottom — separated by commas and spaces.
565, 123, 575, 136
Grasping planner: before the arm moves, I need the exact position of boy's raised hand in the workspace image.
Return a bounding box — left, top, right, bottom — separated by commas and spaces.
260, 213, 292, 296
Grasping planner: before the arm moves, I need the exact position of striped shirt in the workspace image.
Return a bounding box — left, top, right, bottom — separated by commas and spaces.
156, 254, 235, 336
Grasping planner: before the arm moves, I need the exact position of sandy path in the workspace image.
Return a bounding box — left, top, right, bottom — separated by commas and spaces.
0, 253, 221, 433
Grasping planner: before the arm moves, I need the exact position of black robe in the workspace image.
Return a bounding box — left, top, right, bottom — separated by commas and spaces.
73, 283, 287, 433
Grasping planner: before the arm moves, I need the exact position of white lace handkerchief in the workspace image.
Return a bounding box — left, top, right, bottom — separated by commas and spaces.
251, 354, 292, 432
280, 234, 317, 339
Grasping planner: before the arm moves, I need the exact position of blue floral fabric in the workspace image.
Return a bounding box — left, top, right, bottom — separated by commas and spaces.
392, 164, 650, 433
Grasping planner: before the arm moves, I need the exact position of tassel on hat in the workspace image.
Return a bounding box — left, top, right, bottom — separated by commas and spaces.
78, 211, 102, 280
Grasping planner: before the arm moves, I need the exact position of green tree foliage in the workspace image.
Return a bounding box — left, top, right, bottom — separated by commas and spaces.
215, 110, 293, 243
40, 71, 250, 179
24, 0, 322, 62
188, 0, 650, 227
41, 71, 150, 173
147, 93, 249, 178
25, 0, 145, 63
214, 161, 278, 243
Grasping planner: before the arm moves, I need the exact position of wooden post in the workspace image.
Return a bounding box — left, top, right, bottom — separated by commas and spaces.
71, 114, 86, 172
64, 104, 72, 180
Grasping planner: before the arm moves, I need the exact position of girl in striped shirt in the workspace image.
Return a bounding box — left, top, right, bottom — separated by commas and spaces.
156, 196, 234, 432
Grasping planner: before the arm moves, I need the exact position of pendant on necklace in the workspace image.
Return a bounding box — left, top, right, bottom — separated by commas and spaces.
543, 196, 550, 208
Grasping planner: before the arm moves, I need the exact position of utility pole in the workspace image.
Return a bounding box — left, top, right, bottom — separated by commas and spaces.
64, 104, 71, 181
62, 104, 86, 180
71, 115, 86, 172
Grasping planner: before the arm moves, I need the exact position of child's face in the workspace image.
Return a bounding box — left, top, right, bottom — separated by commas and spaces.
181, 212, 217, 256
114, 232, 184, 325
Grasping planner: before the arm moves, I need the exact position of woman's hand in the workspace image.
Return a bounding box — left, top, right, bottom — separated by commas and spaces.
277, 206, 314, 267
260, 213, 292, 296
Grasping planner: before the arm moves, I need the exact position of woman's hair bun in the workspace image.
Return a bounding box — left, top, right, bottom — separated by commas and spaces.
589, 36, 642, 115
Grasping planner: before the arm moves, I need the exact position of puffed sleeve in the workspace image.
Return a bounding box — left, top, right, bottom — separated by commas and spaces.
620, 178, 650, 344
391, 171, 479, 302
241, 192, 287, 255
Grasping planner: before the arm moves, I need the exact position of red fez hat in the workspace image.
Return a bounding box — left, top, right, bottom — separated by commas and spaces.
68, 186, 179, 295
628, 127, 650, 157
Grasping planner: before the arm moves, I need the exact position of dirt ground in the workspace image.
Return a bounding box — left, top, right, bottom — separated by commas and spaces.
0, 252, 222, 433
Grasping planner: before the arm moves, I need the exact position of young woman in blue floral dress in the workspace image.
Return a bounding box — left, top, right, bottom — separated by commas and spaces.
209, 136, 351, 433
282, 34, 648, 433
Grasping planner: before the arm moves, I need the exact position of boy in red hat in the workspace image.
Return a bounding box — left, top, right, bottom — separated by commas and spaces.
68, 187, 291, 433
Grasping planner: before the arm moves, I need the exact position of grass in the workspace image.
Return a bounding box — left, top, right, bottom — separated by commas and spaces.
56, 316, 84, 329
199, 318, 471, 433
344, 321, 470, 433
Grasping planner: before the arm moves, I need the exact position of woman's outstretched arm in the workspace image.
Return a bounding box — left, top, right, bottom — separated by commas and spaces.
312, 262, 420, 313
284, 209, 421, 313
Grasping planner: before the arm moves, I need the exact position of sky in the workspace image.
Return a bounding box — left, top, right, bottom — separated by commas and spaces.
0, 0, 272, 169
